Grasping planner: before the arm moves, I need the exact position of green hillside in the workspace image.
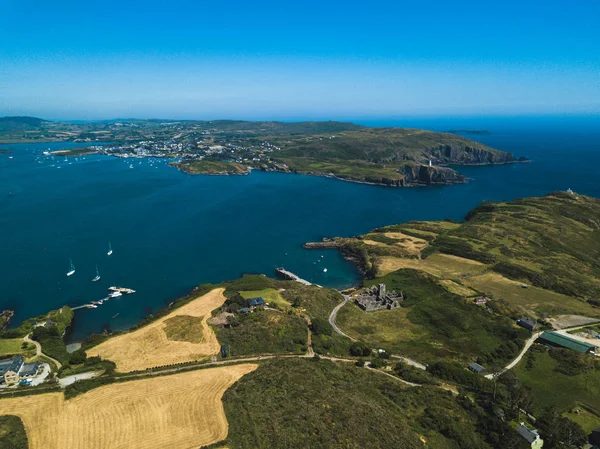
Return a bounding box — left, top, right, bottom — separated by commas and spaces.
313, 192, 600, 320
430, 192, 600, 298
0, 116, 49, 131
222, 358, 523, 449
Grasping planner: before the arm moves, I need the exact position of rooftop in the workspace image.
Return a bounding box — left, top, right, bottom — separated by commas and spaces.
539, 331, 597, 353
516, 423, 541, 443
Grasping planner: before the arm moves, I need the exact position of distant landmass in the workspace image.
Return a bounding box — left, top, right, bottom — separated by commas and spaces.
445, 129, 491, 135
0, 116, 49, 132
1, 117, 527, 187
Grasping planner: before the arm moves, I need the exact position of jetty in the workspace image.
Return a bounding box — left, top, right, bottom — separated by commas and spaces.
109, 286, 136, 294
71, 287, 136, 311
275, 268, 315, 286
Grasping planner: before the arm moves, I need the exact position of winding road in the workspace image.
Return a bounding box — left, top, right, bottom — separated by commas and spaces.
329, 295, 356, 341
24, 333, 63, 370
485, 332, 542, 379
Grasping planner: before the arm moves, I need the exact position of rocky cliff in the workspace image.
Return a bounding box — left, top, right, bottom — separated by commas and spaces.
424, 144, 516, 165
398, 164, 466, 186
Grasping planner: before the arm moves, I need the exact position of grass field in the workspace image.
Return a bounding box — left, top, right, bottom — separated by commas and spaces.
378, 253, 487, 278
337, 269, 527, 365
463, 272, 600, 318
87, 288, 227, 372
0, 339, 30, 358
239, 288, 291, 310
563, 408, 600, 434
0, 364, 257, 449
515, 350, 600, 413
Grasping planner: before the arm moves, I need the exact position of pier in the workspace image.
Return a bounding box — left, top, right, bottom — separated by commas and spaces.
275, 268, 315, 286
71, 287, 136, 311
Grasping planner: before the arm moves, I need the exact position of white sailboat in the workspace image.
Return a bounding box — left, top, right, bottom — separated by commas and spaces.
66, 259, 76, 277
92, 265, 101, 282
107, 242, 113, 256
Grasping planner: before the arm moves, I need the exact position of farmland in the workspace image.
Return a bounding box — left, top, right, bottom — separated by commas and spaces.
87, 288, 227, 372
0, 364, 257, 449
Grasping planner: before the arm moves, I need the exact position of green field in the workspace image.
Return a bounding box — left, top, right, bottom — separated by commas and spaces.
515, 349, 600, 413
563, 407, 600, 434
239, 288, 291, 310
214, 309, 308, 357
0, 339, 33, 358
0, 415, 28, 449
337, 269, 527, 366
222, 358, 521, 449
463, 272, 600, 318
163, 315, 205, 343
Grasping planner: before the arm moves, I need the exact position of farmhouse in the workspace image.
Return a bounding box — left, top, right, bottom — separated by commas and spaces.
515, 423, 544, 449
247, 297, 265, 308
0, 356, 23, 385
538, 331, 597, 354
468, 362, 486, 375
355, 284, 403, 311
0, 357, 42, 385
517, 317, 538, 331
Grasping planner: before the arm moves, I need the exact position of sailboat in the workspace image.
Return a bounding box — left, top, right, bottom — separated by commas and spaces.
66, 259, 75, 276
92, 265, 101, 282
107, 242, 113, 256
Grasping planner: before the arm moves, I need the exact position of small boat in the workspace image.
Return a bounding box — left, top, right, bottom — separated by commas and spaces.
129, 164, 134, 169
92, 265, 101, 282
107, 241, 113, 256
97, 300, 104, 305
323, 268, 328, 273
66, 259, 76, 276
112, 313, 120, 319
108, 292, 123, 298
87, 304, 98, 309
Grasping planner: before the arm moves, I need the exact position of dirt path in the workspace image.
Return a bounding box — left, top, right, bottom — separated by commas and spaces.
485, 332, 541, 379
24, 334, 62, 369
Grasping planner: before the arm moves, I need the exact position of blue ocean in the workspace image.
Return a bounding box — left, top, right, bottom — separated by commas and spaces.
1, 116, 599, 341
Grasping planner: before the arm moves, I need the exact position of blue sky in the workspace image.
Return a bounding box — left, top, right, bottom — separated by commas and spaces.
1, 0, 599, 120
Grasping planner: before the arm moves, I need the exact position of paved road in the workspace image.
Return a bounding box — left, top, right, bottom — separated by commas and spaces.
485, 332, 542, 379
329, 295, 356, 341
24, 334, 63, 369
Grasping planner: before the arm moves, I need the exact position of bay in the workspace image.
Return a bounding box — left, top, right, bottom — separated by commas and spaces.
1, 116, 599, 340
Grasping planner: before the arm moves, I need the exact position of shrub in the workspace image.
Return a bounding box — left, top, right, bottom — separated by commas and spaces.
349, 342, 372, 357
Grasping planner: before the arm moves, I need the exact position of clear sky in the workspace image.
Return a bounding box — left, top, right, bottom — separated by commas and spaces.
1, 0, 599, 120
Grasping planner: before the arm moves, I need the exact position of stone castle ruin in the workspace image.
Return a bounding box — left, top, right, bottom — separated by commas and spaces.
355, 284, 403, 311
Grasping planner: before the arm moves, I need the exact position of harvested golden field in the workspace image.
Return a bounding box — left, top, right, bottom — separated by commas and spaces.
0, 364, 257, 449
87, 288, 227, 372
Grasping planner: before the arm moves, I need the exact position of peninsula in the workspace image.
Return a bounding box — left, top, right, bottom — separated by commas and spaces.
0, 117, 526, 187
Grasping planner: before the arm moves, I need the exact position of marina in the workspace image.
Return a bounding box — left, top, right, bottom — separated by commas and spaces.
71, 287, 136, 311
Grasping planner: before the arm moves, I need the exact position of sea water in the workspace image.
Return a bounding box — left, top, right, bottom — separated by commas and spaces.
1, 116, 599, 340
